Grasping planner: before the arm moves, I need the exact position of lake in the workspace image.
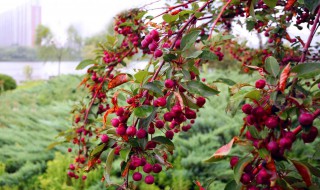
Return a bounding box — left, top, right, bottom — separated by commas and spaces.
0, 61, 85, 83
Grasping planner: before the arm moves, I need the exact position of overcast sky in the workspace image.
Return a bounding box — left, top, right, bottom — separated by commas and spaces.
0, 0, 318, 48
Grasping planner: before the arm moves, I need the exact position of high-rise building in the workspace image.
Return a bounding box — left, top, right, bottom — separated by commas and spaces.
0, 0, 41, 47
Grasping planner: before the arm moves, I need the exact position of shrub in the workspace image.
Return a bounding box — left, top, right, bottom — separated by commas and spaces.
0, 74, 17, 92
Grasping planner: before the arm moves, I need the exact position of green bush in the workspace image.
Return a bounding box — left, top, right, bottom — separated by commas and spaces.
0, 74, 17, 92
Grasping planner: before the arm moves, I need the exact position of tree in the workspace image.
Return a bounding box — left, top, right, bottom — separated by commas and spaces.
60, 1, 320, 190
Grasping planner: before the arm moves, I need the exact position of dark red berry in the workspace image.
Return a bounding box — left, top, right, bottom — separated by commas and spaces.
136, 129, 147, 139
165, 130, 174, 140
279, 137, 292, 149
155, 120, 164, 128
143, 163, 153, 173
301, 126, 318, 143
164, 112, 174, 121
298, 112, 314, 127
230, 156, 239, 168
145, 175, 155, 184
267, 141, 279, 154
101, 134, 109, 143
68, 148, 72, 152
246, 115, 255, 125
165, 79, 174, 88
241, 173, 251, 185
256, 169, 270, 185
148, 127, 155, 134
116, 125, 126, 136
255, 79, 266, 89
265, 116, 278, 129
242, 104, 252, 114
196, 97, 206, 107
185, 107, 196, 119
154, 97, 166, 107
133, 172, 142, 181
153, 163, 162, 173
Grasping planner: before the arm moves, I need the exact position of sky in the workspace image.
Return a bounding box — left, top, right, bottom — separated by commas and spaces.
0, 0, 318, 48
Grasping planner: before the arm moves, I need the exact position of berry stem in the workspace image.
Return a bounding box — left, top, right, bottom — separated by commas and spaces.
292, 109, 320, 135
208, 0, 232, 39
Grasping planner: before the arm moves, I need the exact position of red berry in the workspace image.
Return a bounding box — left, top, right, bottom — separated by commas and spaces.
116, 125, 126, 136
267, 141, 279, 154
155, 120, 164, 128
148, 42, 158, 51
133, 172, 142, 181
255, 79, 266, 89
68, 148, 72, 152
154, 49, 163, 58
230, 156, 239, 168
126, 126, 136, 136
241, 104, 252, 114
150, 30, 159, 41
111, 118, 120, 127
256, 169, 270, 185
145, 35, 153, 43
164, 112, 174, 121
298, 112, 314, 127
69, 164, 75, 170
185, 107, 196, 119
240, 173, 251, 185
279, 137, 292, 149
165, 130, 174, 140
246, 115, 255, 125
153, 163, 162, 173
136, 129, 147, 139
141, 40, 149, 48
154, 97, 166, 107
301, 126, 318, 143
265, 116, 278, 129
196, 97, 206, 107
101, 134, 109, 143
165, 79, 174, 88
143, 163, 153, 173
252, 106, 265, 118
116, 107, 125, 116
148, 126, 155, 134
175, 39, 181, 49
145, 175, 155, 184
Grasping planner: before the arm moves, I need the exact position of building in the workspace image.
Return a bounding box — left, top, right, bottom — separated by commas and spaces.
0, 0, 41, 47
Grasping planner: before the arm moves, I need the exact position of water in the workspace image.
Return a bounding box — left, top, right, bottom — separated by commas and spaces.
0, 61, 85, 83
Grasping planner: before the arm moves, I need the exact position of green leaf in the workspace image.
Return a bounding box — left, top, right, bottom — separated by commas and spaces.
120, 148, 131, 161
105, 148, 115, 184
134, 70, 149, 83
90, 143, 106, 158
135, 11, 147, 20
199, 50, 218, 61
182, 49, 203, 59
245, 89, 261, 100
181, 30, 201, 50
183, 80, 220, 97
133, 105, 154, 118
304, 0, 320, 13
181, 93, 200, 109
76, 59, 94, 70
234, 157, 254, 184
291, 63, 320, 79
138, 107, 158, 130
246, 20, 255, 31
162, 14, 179, 23
265, 56, 280, 77
258, 148, 270, 159
224, 180, 242, 190
142, 82, 164, 96
163, 54, 177, 62
151, 136, 175, 152
263, 0, 277, 8
247, 126, 260, 139
213, 78, 236, 86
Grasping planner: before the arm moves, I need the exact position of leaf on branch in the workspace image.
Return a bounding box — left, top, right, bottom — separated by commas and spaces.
181, 29, 201, 51
151, 136, 175, 152
142, 82, 164, 96
108, 74, 129, 89
183, 80, 220, 97
199, 50, 218, 61
263, 0, 278, 8
304, 0, 320, 13
76, 59, 95, 70
291, 160, 312, 187
291, 62, 320, 79
133, 105, 154, 118
162, 13, 179, 23
134, 70, 149, 83
204, 137, 238, 162
105, 148, 115, 184
279, 64, 291, 93
265, 56, 280, 78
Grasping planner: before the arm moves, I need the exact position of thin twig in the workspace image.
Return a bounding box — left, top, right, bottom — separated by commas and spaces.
208, 0, 232, 39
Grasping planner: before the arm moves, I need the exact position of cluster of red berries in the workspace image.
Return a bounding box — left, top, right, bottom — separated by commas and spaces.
141, 30, 163, 58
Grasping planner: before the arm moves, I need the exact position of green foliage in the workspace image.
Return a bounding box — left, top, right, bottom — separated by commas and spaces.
0, 74, 17, 92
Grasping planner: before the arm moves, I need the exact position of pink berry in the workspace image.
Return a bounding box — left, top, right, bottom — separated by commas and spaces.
185, 107, 196, 119
175, 39, 181, 49
111, 118, 120, 127
116, 125, 126, 136
143, 163, 153, 173
279, 137, 292, 149
155, 120, 164, 128
164, 112, 174, 122
126, 126, 136, 136
153, 163, 162, 173
69, 164, 75, 170
116, 107, 125, 116
145, 35, 153, 43
165, 79, 174, 88
150, 30, 159, 41
241, 173, 251, 184
154, 97, 166, 107
154, 49, 163, 58
145, 175, 155, 184
133, 172, 142, 181
136, 129, 147, 139
267, 141, 279, 154
255, 79, 266, 89
101, 134, 109, 143
298, 112, 314, 127
82, 175, 87, 180
148, 42, 158, 51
